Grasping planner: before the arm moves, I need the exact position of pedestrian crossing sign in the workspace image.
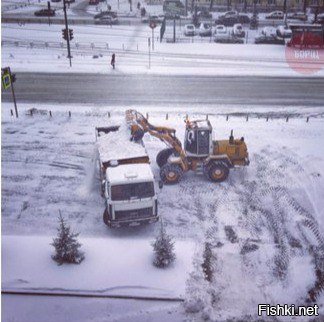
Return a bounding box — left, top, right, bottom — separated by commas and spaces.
2, 69, 11, 89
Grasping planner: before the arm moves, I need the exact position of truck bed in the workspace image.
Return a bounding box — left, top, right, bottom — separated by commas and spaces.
96, 124, 149, 169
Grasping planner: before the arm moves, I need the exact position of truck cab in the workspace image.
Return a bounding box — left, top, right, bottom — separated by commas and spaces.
96, 124, 159, 228
103, 163, 158, 228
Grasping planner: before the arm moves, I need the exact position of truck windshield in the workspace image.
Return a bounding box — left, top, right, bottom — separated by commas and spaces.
111, 182, 155, 201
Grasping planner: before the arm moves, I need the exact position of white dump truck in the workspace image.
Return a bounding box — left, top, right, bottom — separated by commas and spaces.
96, 124, 160, 228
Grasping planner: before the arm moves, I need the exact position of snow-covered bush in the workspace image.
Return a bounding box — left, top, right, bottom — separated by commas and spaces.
51, 212, 85, 265
152, 221, 175, 268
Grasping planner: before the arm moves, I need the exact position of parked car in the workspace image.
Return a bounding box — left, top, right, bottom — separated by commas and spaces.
215, 16, 238, 27
266, 11, 284, 20
219, 10, 238, 20
238, 14, 250, 23
198, 22, 212, 37
89, 0, 99, 5
276, 25, 292, 38
34, 9, 55, 16
94, 11, 117, 19
287, 12, 307, 21
184, 24, 196, 36
255, 34, 285, 44
261, 26, 277, 37
233, 23, 245, 37
214, 30, 244, 43
215, 24, 226, 34
95, 15, 118, 24
314, 13, 324, 25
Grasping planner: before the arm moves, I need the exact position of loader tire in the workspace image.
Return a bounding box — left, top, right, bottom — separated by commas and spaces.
156, 148, 174, 168
207, 162, 229, 183
160, 164, 183, 184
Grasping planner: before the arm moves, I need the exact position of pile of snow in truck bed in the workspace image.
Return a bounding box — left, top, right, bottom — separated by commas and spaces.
96, 123, 148, 163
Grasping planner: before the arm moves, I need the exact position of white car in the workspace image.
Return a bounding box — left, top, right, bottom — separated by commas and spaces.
232, 23, 245, 37
220, 10, 238, 19
261, 26, 277, 37
213, 25, 243, 43
214, 24, 226, 33
266, 11, 284, 20
276, 25, 292, 38
184, 24, 195, 36
198, 22, 212, 37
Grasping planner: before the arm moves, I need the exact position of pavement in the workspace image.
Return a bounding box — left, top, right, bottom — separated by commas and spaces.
2, 73, 324, 106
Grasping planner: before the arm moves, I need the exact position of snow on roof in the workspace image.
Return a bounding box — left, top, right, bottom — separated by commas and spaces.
106, 163, 154, 184
97, 123, 148, 163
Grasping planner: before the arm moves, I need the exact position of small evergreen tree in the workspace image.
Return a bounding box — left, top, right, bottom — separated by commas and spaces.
51, 211, 85, 265
152, 221, 176, 268
202, 242, 213, 282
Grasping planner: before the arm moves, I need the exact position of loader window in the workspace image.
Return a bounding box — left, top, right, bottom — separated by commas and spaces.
111, 182, 155, 201
185, 130, 198, 154
197, 130, 210, 155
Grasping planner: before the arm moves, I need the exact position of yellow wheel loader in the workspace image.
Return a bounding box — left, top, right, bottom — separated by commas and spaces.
126, 110, 249, 184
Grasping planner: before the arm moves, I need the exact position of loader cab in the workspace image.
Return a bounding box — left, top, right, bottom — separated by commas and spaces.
184, 120, 213, 157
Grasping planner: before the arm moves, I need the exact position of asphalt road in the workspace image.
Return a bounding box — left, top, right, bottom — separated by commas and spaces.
2, 73, 324, 106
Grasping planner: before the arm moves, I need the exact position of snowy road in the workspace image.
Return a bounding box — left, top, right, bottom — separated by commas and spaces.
2, 73, 324, 106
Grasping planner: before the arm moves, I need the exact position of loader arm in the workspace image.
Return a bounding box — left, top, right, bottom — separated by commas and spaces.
126, 110, 189, 170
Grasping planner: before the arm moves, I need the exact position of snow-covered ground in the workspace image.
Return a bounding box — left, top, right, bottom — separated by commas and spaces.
2, 23, 323, 76
2, 103, 324, 320
2, 236, 194, 298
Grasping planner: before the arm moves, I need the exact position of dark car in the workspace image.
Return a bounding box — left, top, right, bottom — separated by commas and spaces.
95, 15, 118, 24
255, 34, 285, 44
215, 16, 239, 27
94, 11, 117, 19
238, 14, 250, 23
34, 9, 55, 16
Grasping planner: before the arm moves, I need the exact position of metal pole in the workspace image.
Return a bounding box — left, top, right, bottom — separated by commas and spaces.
152, 28, 154, 51
148, 37, 151, 69
63, 0, 72, 67
173, 19, 176, 43
47, 1, 51, 26
8, 67, 18, 118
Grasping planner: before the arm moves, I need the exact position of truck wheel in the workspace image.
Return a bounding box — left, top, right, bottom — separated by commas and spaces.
160, 164, 183, 184
207, 162, 229, 183
156, 148, 174, 168
103, 208, 110, 226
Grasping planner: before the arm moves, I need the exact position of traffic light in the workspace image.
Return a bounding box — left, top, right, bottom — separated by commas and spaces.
69, 29, 74, 41
62, 28, 68, 41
